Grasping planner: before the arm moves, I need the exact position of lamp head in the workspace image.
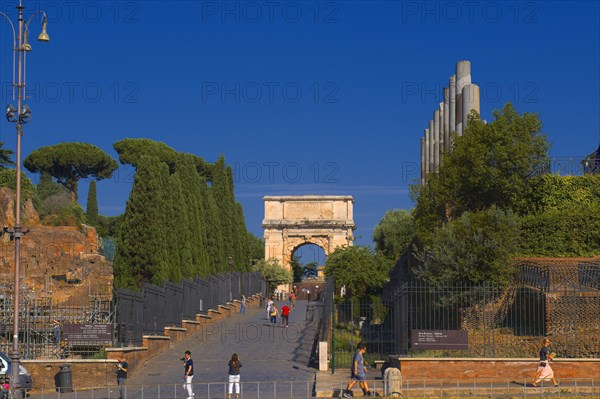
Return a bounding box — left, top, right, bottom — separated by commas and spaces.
23, 32, 32, 52
37, 16, 50, 42
5, 104, 17, 123
19, 104, 32, 124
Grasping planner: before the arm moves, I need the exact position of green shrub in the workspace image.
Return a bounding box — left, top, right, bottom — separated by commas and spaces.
519, 201, 600, 257
40, 199, 86, 226
525, 174, 600, 213
0, 168, 37, 200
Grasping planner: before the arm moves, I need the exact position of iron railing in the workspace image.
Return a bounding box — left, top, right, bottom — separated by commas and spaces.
528, 157, 590, 177
114, 272, 264, 347
331, 279, 600, 368
21, 378, 600, 399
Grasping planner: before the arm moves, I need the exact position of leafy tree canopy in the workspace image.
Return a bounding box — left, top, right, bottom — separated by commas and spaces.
290, 255, 303, 283
86, 180, 98, 226
114, 138, 178, 171
114, 138, 211, 178
247, 232, 265, 264
96, 214, 123, 238
24, 142, 117, 200
303, 262, 319, 278
412, 103, 550, 238
253, 258, 293, 292
373, 209, 415, 261
0, 141, 13, 169
325, 245, 392, 296
415, 206, 520, 287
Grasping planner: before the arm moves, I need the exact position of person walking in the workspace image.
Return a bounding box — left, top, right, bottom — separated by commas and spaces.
227, 353, 242, 399
52, 319, 61, 349
266, 297, 274, 320
240, 293, 246, 314
182, 350, 195, 398
269, 304, 279, 325
281, 304, 290, 327
342, 343, 375, 397
532, 338, 559, 387
116, 356, 128, 399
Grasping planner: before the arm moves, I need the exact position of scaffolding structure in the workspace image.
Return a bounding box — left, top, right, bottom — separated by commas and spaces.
0, 284, 115, 359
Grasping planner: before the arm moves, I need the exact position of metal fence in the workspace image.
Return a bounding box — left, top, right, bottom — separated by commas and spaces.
0, 294, 114, 359
23, 378, 600, 399
330, 279, 600, 368
0, 272, 263, 358
528, 157, 589, 177
115, 272, 264, 346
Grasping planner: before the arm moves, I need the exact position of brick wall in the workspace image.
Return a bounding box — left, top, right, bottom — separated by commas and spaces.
392, 358, 600, 380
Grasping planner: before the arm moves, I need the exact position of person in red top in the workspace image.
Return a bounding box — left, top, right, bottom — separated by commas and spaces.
281, 304, 291, 327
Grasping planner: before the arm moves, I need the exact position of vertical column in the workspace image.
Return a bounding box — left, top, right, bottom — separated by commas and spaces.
424, 129, 430, 177
449, 75, 456, 137
420, 137, 426, 184
455, 60, 471, 136
443, 88, 450, 152
433, 110, 440, 171
462, 84, 480, 133
438, 102, 444, 157
428, 121, 434, 173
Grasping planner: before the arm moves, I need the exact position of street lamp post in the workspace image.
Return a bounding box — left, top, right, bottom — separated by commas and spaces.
1, 1, 50, 395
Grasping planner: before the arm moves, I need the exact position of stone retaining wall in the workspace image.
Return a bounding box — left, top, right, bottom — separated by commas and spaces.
24, 294, 261, 392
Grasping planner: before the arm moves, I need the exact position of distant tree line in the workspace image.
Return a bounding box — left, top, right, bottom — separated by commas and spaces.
112, 139, 258, 289
0, 139, 264, 289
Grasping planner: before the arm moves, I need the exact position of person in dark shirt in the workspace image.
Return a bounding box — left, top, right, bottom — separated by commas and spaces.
532, 338, 559, 387
227, 353, 242, 399
116, 356, 128, 399
183, 351, 194, 398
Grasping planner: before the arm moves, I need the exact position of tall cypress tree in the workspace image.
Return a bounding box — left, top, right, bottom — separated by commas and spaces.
212, 155, 235, 270
204, 182, 225, 274
114, 155, 170, 289
161, 171, 185, 281
177, 154, 210, 276
86, 180, 99, 226
113, 141, 254, 285
234, 202, 249, 271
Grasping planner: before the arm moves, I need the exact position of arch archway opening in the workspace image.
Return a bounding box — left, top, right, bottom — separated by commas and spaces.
291, 243, 326, 282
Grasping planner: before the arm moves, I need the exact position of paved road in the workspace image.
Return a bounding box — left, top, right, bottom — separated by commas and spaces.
29, 300, 319, 399
128, 299, 316, 385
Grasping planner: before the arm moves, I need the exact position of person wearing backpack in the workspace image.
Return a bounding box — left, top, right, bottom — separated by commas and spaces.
269, 304, 279, 325
227, 353, 242, 399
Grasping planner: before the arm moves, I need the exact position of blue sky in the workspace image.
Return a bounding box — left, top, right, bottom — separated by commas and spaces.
0, 0, 598, 249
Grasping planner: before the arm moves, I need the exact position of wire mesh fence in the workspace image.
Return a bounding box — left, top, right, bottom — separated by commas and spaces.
330, 279, 600, 368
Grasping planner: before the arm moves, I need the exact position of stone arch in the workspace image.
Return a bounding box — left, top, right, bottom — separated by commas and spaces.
262, 196, 355, 277
287, 238, 329, 268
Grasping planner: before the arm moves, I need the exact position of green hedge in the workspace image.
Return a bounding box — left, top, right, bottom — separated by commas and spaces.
526, 174, 600, 212
519, 202, 600, 257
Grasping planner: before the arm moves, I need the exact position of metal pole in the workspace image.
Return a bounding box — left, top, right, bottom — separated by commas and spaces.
331, 286, 335, 374
11, 1, 25, 394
